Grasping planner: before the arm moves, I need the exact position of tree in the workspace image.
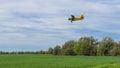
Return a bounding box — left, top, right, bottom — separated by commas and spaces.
112, 42, 120, 56
74, 36, 98, 56
53, 45, 61, 55
98, 37, 115, 56
40, 50, 46, 54
47, 47, 54, 54
61, 40, 76, 55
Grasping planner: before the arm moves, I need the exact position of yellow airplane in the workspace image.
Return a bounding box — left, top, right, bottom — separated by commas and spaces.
68, 15, 84, 23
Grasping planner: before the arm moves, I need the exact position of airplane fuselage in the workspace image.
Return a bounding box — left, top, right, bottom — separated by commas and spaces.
68, 17, 83, 21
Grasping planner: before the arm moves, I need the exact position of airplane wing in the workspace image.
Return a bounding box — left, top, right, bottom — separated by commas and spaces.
71, 15, 75, 18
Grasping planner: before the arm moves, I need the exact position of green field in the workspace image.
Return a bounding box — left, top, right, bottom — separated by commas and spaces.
0, 54, 120, 68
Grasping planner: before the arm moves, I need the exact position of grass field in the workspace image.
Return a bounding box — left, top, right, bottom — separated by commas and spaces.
0, 54, 120, 68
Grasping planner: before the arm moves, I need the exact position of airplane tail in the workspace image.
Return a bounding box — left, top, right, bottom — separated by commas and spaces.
80, 15, 84, 20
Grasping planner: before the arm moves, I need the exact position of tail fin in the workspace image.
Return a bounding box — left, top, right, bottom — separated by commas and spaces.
80, 15, 84, 20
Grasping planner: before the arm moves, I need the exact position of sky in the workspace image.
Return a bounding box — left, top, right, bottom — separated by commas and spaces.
0, 0, 120, 51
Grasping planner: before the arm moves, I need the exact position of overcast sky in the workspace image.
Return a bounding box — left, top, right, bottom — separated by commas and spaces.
0, 0, 120, 51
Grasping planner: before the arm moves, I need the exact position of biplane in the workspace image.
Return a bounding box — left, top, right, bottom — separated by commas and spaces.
68, 15, 84, 22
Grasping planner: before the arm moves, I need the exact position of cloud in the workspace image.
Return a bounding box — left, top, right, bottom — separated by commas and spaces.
0, 0, 120, 51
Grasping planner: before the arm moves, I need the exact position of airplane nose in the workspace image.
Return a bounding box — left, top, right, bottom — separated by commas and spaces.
68, 18, 71, 20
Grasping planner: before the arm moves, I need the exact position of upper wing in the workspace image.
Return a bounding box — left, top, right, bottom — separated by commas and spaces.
71, 15, 75, 18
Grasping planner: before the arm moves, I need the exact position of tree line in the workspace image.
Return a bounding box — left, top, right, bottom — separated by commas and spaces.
47, 36, 120, 56
0, 50, 47, 54
0, 36, 120, 56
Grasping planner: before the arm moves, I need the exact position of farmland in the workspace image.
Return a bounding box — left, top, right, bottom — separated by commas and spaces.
0, 54, 120, 68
